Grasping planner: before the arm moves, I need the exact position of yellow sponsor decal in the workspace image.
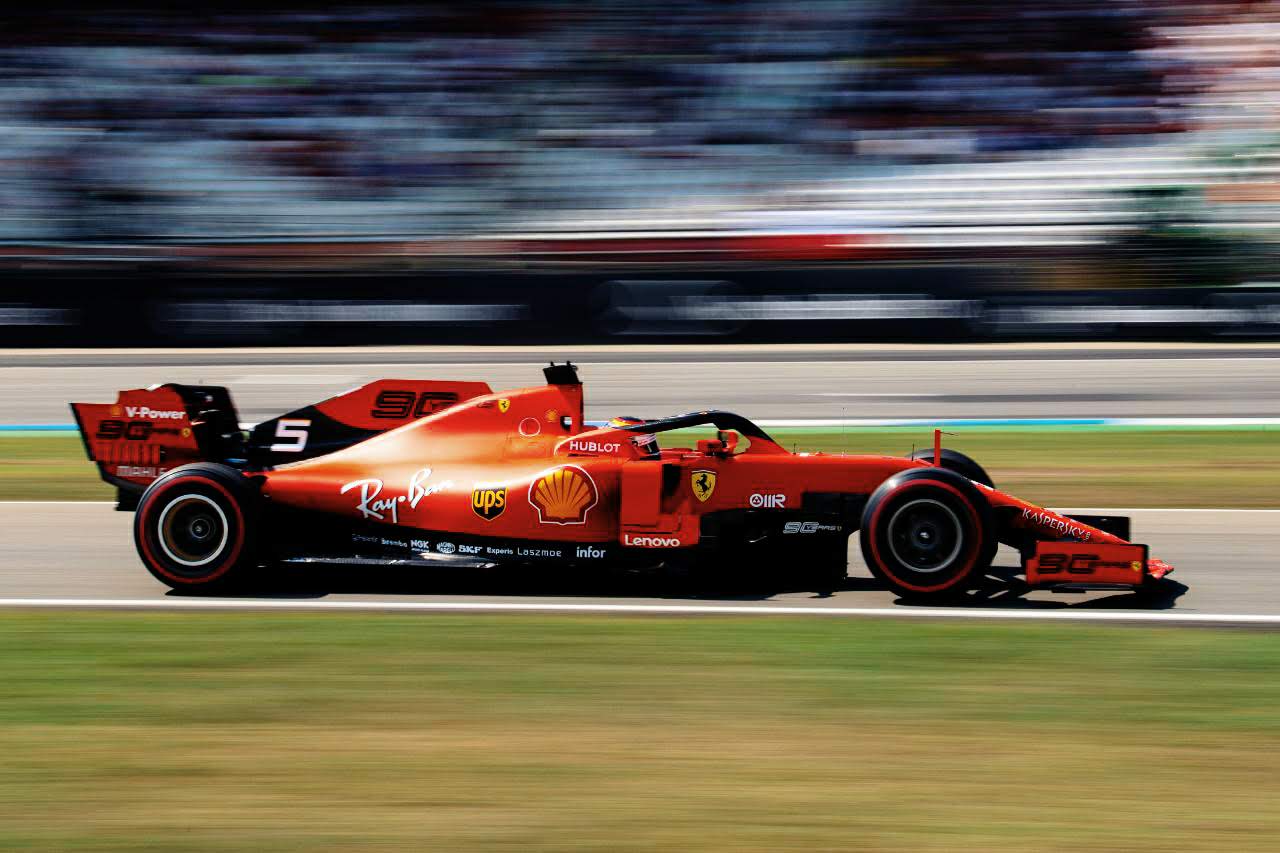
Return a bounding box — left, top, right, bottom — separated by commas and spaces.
528, 465, 598, 525
471, 486, 507, 521
691, 469, 717, 503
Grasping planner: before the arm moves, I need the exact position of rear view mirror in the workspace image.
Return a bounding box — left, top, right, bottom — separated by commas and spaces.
716, 430, 740, 454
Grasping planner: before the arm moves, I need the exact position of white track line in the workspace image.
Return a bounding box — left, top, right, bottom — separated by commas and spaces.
0, 597, 1276, 625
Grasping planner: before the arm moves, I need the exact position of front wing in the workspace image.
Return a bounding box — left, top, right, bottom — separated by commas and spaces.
980, 485, 1175, 588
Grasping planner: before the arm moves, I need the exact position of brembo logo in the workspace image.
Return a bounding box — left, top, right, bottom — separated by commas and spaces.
125, 406, 185, 420
623, 534, 682, 548
750, 493, 786, 508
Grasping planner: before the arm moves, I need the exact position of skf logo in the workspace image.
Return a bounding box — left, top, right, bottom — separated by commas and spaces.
528, 465, 599, 525
750, 493, 786, 508
691, 469, 717, 503
498, 398, 511, 413
623, 534, 682, 548
471, 486, 507, 521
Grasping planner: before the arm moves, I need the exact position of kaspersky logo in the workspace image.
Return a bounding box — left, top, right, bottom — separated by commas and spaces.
528, 465, 598, 525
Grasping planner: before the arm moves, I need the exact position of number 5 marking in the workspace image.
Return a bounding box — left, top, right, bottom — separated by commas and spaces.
270, 419, 311, 453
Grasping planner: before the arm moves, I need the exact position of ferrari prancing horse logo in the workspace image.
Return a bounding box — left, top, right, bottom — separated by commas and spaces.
691, 469, 717, 503
497, 398, 511, 413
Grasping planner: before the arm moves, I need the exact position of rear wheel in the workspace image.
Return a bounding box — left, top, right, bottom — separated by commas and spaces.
134, 464, 260, 592
860, 468, 995, 602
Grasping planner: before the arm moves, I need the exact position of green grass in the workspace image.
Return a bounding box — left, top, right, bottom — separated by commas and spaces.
2, 428, 1276, 506
1, 611, 1278, 851
0, 434, 113, 501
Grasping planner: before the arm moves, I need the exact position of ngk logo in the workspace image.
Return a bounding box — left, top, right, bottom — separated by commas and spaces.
576, 545, 606, 559
124, 406, 185, 420
623, 534, 682, 548
749, 493, 786, 508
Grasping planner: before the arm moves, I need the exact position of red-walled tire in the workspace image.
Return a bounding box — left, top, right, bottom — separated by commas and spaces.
133, 463, 260, 592
860, 468, 996, 602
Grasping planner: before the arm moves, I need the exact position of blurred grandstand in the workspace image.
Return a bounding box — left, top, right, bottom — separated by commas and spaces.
4, 1, 1280, 343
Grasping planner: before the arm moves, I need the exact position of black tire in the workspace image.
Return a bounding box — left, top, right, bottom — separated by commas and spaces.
860, 468, 996, 602
906, 448, 994, 488
133, 463, 261, 592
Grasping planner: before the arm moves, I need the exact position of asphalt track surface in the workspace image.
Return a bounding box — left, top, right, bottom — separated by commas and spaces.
4, 342, 1280, 425
4, 503, 1277, 622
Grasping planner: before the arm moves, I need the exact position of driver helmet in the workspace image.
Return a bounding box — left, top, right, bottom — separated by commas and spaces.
609, 415, 659, 457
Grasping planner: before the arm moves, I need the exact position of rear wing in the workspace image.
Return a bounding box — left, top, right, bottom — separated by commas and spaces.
70, 384, 243, 506
72, 379, 492, 508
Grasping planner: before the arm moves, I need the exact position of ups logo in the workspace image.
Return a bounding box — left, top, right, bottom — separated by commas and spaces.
471, 486, 507, 521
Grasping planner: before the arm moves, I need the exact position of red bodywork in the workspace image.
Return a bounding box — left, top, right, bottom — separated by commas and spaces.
256, 373, 1172, 585
73, 366, 1174, 589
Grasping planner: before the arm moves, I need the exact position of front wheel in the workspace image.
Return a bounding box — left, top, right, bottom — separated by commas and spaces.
860, 468, 995, 602
134, 463, 261, 592
906, 447, 994, 488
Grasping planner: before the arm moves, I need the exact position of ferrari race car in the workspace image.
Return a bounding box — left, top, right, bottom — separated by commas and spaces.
71, 363, 1174, 600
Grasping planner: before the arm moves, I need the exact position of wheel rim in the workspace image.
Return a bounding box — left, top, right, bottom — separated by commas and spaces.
886, 498, 963, 574
156, 494, 229, 568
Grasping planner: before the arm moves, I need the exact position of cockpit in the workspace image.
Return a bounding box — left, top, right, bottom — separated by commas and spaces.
607, 410, 787, 459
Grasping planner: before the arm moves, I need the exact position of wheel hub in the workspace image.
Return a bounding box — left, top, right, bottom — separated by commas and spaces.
887, 498, 963, 574
156, 494, 230, 569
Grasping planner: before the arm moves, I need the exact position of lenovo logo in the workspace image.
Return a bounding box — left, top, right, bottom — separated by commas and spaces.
623, 534, 682, 548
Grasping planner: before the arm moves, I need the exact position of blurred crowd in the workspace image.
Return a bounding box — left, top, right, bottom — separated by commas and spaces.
0, 1, 1278, 243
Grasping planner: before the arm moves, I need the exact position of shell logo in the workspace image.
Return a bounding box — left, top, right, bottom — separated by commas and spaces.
528, 465, 598, 525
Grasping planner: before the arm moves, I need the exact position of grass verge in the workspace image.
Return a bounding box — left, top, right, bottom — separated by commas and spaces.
4, 427, 1275, 506
0, 611, 1277, 851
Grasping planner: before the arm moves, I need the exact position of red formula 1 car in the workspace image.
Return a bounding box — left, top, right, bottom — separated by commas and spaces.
71, 363, 1174, 600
